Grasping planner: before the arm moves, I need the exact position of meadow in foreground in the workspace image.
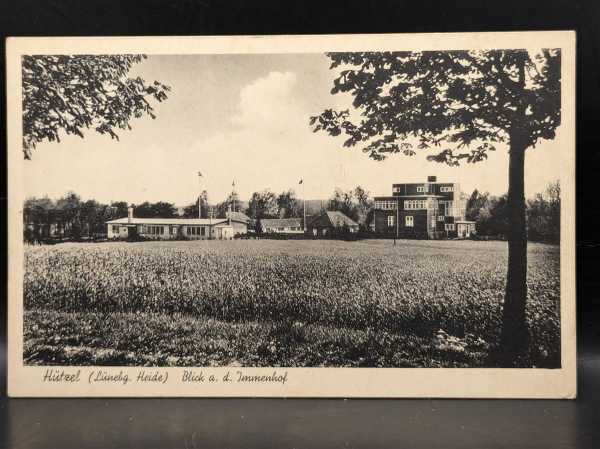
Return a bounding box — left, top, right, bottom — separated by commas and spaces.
23, 239, 560, 367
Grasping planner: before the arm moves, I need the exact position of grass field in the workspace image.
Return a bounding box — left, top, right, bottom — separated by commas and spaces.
23, 239, 561, 368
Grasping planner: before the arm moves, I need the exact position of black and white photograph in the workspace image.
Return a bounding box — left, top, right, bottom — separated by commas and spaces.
6, 33, 576, 397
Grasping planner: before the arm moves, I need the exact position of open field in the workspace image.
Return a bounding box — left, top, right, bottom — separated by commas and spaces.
23, 239, 561, 367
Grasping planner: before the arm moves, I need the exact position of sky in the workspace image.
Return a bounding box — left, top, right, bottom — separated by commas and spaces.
23, 53, 567, 206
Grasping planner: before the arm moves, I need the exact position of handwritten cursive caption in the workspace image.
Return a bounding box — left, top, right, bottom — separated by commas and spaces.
41, 368, 289, 387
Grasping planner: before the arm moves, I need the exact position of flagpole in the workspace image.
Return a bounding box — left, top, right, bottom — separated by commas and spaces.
198, 172, 202, 219
302, 180, 306, 233
232, 179, 236, 213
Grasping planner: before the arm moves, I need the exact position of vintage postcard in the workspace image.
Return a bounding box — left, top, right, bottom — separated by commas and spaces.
6, 31, 576, 397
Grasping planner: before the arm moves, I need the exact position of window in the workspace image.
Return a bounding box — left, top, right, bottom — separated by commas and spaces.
392, 186, 401, 193
417, 186, 426, 193
387, 215, 395, 227
404, 200, 427, 210
445, 223, 455, 231
437, 215, 445, 222
440, 186, 454, 192
112, 225, 119, 233
187, 226, 200, 236
201, 227, 206, 236
442, 201, 454, 216
375, 200, 397, 210
405, 216, 414, 227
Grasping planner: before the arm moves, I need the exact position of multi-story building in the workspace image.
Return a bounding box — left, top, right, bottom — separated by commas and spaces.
372, 176, 476, 239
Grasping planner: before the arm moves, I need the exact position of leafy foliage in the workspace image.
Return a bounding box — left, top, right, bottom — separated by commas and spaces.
310, 49, 561, 164
466, 181, 560, 242
527, 181, 561, 242
182, 191, 211, 219
133, 201, 177, 219
24, 192, 115, 240
22, 54, 170, 159
327, 185, 373, 228
246, 189, 279, 219
277, 190, 303, 218
311, 50, 562, 364
23, 194, 176, 241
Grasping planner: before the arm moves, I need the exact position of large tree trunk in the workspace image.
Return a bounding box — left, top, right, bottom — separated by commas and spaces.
499, 136, 530, 366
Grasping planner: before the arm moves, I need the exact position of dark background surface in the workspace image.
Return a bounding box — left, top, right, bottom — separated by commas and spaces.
1, 0, 599, 448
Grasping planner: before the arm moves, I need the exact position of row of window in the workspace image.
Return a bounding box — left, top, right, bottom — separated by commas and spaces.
404, 200, 428, 210
266, 226, 302, 232
391, 185, 454, 193
376, 199, 462, 211
186, 226, 207, 236
385, 215, 455, 231
374, 200, 397, 210
144, 225, 167, 235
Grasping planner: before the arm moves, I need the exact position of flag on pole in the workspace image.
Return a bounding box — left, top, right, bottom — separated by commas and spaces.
198, 171, 203, 177
299, 179, 303, 184
232, 179, 235, 188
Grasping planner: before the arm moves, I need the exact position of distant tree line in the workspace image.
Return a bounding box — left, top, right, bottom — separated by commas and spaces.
24, 182, 559, 243
466, 180, 560, 243
23, 193, 179, 242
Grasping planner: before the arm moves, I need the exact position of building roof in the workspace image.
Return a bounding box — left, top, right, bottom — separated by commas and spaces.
106, 217, 228, 225
226, 210, 251, 223
213, 222, 234, 228
260, 218, 303, 228
309, 211, 358, 228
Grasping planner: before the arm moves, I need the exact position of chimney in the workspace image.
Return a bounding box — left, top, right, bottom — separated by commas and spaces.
427, 176, 437, 183
127, 205, 134, 223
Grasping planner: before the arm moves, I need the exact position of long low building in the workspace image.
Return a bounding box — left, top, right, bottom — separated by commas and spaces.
106, 207, 248, 240
259, 218, 304, 234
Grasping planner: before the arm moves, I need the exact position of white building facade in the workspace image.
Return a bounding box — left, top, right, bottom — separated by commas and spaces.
106, 207, 245, 240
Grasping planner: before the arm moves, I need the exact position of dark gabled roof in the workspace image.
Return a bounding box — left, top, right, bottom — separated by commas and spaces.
226, 211, 251, 223
309, 211, 358, 228
260, 218, 303, 227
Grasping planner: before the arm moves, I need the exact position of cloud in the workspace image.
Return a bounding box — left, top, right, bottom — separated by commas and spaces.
185, 70, 349, 201
23, 64, 567, 207
231, 71, 300, 131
